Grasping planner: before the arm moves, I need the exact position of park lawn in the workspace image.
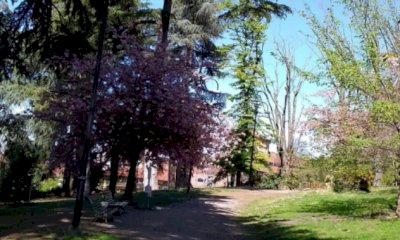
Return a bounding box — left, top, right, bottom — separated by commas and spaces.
241, 188, 400, 240
0, 198, 76, 216
0, 188, 205, 216
59, 232, 119, 240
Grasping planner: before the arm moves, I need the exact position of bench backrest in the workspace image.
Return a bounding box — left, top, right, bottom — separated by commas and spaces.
103, 190, 114, 203
87, 194, 107, 218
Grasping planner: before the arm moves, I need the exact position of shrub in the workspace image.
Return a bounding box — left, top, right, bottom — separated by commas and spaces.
257, 173, 281, 189
37, 178, 60, 192
0, 141, 38, 202
281, 173, 300, 189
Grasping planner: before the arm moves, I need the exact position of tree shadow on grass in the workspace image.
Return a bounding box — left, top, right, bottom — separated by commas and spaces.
299, 196, 396, 218
1, 193, 332, 240
86, 194, 334, 240
237, 213, 336, 240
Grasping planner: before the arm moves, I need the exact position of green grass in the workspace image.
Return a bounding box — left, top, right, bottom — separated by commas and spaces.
0, 198, 77, 216
240, 188, 400, 240
0, 188, 203, 216
38, 230, 119, 240
60, 232, 119, 240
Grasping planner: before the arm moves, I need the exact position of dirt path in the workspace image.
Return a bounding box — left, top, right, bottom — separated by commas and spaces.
1, 189, 294, 240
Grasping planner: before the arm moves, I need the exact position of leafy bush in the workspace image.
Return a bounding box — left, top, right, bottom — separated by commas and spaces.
0, 141, 39, 202
329, 170, 373, 193
37, 178, 60, 192
281, 173, 300, 189
257, 173, 281, 189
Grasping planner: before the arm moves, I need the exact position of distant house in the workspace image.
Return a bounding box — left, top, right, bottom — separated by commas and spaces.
104, 157, 231, 191
103, 136, 289, 191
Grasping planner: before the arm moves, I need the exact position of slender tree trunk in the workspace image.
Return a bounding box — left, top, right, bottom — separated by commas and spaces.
236, 171, 241, 186
278, 146, 288, 176
71, 0, 108, 229
122, 148, 142, 201
186, 162, 193, 193
161, 0, 173, 45
109, 151, 119, 197
249, 105, 258, 187
373, 168, 383, 187
175, 160, 184, 188
230, 173, 235, 187
168, 160, 176, 189
62, 164, 71, 197
84, 161, 91, 196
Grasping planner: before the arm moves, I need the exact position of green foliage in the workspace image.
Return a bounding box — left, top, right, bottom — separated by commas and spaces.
382, 170, 397, 187
220, 0, 290, 183
0, 139, 39, 202
311, 146, 373, 192
256, 173, 281, 189
284, 158, 329, 189
37, 178, 60, 193
303, 0, 400, 199
372, 100, 400, 123
281, 173, 300, 190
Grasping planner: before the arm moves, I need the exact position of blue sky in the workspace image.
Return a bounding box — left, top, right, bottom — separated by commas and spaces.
146, 0, 343, 109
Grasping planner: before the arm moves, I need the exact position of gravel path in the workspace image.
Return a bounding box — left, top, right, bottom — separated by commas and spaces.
1, 189, 294, 240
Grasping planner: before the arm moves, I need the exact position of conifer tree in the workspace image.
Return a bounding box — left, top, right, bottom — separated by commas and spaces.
220, 0, 291, 185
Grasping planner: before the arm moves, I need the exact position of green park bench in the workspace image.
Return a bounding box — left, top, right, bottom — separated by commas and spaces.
103, 190, 129, 213
87, 193, 118, 223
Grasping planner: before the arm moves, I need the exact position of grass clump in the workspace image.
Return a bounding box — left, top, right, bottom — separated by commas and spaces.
61, 232, 119, 240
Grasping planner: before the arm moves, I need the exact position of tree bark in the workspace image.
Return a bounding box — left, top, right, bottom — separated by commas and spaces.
161, 0, 173, 45
186, 162, 193, 194
236, 171, 241, 186
278, 147, 289, 176
230, 173, 235, 187
62, 164, 71, 197
373, 168, 383, 187
121, 148, 142, 201
71, 0, 108, 229
168, 160, 176, 189
109, 151, 119, 197
84, 160, 91, 197
175, 159, 185, 188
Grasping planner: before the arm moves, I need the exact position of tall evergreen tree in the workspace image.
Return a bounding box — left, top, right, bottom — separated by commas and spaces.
220, 0, 291, 185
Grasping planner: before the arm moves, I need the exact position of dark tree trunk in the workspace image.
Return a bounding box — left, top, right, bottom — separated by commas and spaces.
161, 0, 173, 45
121, 148, 142, 201
175, 159, 184, 188
236, 171, 241, 187
168, 160, 176, 189
278, 147, 286, 176
71, 0, 109, 229
62, 164, 71, 197
186, 162, 193, 194
230, 173, 235, 187
109, 151, 119, 197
